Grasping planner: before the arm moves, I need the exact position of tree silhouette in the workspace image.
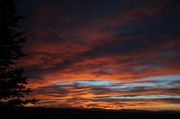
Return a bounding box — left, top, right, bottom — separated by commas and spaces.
0, 0, 37, 107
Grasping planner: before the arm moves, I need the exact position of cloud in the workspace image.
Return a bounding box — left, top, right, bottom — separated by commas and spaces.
55, 80, 113, 87
30, 81, 180, 109
17, 0, 180, 110
29, 76, 180, 108
92, 95, 180, 101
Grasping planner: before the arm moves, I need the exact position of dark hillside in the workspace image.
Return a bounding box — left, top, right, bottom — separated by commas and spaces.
0, 107, 179, 119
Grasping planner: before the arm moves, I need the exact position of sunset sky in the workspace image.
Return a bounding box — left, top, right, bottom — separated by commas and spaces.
17, 0, 180, 110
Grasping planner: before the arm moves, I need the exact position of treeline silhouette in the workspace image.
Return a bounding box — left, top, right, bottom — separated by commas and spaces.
0, 107, 179, 119
0, 0, 36, 107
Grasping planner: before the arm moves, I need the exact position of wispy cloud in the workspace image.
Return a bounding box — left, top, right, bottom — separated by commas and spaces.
92, 95, 180, 101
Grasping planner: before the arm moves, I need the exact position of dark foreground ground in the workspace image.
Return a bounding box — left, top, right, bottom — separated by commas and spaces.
0, 107, 180, 119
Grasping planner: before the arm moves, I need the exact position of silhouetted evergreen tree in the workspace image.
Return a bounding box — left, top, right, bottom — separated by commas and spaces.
0, 0, 37, 106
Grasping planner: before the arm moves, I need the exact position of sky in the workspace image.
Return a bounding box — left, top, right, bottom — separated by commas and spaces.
17, 0, 180, 110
